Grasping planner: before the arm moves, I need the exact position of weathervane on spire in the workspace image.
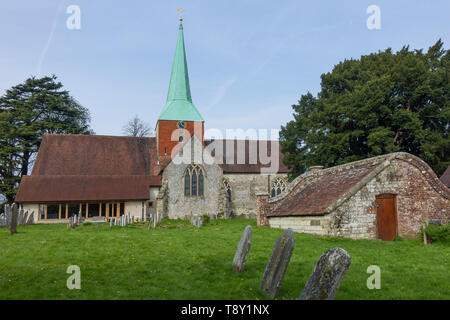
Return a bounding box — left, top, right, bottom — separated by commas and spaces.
177, 8, 184, 22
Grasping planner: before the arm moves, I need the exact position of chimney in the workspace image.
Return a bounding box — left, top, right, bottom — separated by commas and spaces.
309, 166, 324, 172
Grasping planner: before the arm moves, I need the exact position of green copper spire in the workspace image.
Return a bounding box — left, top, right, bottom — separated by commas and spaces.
158, 23, 204, 122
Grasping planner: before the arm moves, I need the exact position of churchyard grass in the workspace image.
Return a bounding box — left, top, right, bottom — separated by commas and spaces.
0, 218, 448, 299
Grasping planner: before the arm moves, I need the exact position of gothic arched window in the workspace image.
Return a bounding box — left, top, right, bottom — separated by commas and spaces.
223, 179, 232, 202
184, 164, 205, 197
271, 177, 287, 197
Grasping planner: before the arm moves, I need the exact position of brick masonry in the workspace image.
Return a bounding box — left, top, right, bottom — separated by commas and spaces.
260, 153, 450, 239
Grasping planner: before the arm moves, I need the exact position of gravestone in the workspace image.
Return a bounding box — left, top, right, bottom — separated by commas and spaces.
22, 211, 28, 225
154, 213, 160, 228
191, 215, 202, 228
26, 211, 33, 224
260, 228, 295, 298
17, 209, 23, 225
9, 203, 18, 235
5, 204, 10, 228
68, 217, 73, 228
147, 214, 153, 230
298, 247, 351, 300
110, 218, 113, 227
232, 225, 252, 273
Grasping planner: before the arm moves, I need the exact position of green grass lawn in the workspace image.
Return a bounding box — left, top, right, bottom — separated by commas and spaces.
0, 218, 448, 300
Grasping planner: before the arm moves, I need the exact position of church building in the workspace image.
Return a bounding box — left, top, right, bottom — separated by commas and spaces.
14, 20, 289, 222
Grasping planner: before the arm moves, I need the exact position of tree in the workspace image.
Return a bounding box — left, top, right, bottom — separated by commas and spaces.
0, 75, 93, 203
280, 40, 450, 179
122, 115, 153, 137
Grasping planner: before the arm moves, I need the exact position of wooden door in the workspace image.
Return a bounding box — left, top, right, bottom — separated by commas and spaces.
375, 194, 397, 241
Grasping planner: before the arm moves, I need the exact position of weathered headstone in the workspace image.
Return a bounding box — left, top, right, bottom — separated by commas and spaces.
191, 215, 202, 228
298, 247, 351, 300
18, 209, 23, 225
154, 212, 160, 228
109, 218, 113, 227
147, 214, 153, 230
260, 228, 295, 298
8, 203, 18, 235
22, 211, 28, 225
5, 204, 10, 228
232, 225, 252, 273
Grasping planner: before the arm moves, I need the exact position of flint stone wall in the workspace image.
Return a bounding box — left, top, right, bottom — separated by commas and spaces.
267, 157, 450, 239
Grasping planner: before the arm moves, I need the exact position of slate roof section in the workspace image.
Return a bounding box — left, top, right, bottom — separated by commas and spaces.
440, 166, 450, 188
15, 175, 161, 202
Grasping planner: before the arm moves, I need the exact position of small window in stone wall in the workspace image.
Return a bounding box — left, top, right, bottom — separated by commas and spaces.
223, 179, 232, 202
270, 178, 287, 197
310, 220, 321, 226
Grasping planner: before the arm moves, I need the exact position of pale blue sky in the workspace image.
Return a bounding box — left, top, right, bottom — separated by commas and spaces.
0, 1, 449, 138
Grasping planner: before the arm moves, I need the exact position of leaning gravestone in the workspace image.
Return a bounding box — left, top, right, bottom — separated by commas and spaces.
8, 203, 18, 235
232, 225, 252, 273
260, 228, 295, 298
22, 211, 28, 225
298, 247, 351, 300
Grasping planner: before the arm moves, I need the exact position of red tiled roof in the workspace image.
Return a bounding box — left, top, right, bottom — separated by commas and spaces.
268, 152, 450, 217
15, 175, 161, 202
16, 134, 289, 202
32, 134, 155, 176
269, 164, 377, 216
441, 166, 450, 188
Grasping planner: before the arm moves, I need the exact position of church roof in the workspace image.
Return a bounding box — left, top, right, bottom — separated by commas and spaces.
158, 23, 204, 122
15, 134, 289, 202
440, 166, 450, 188
15, 175, 161, 203
204, 139, 289, 174
15, 134, 162, 202
268, 152, 450, 217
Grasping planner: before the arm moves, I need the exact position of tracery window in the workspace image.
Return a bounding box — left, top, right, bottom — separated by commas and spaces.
223, 179, 232, 202
184, 164, 205, 197
271, 177, 287, 197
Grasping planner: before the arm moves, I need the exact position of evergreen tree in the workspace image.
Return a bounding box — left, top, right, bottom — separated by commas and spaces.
280, 40, 450, 179
0, 75, 93, 203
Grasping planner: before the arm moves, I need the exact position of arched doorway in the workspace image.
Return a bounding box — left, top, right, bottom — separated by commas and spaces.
375, 194, 398, 241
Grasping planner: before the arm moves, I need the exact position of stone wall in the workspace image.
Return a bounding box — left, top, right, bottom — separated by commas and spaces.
162, 135, 222, 219
264, 153, 450, 239
328, 159, 450, 239
124, 201, 146, 220
224, 173, 287, 218
268, 216, 331, 235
